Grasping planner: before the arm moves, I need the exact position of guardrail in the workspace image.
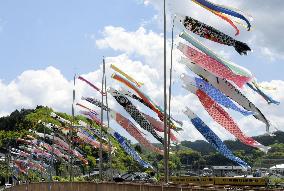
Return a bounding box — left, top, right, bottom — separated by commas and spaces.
5, 182, 281, 191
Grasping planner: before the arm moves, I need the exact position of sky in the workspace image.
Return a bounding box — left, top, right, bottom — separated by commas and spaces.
0, 0, 283, 143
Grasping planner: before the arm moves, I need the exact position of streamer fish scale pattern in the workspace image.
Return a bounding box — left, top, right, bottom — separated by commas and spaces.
196, 89, 268, 151
182, 16, 251, 55
109, 88, 164, 144
115, 112, 164, 155
189, 116, 249, 168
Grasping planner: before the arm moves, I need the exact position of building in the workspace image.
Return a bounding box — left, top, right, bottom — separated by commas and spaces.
269, 164, 284, 177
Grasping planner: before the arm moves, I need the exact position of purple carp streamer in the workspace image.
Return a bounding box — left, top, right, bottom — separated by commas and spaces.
108, 87, 164, 144
184, 107, 249, 168
181, 74, 253, 116
180, 57, 271, 132
177, 16, 251, 55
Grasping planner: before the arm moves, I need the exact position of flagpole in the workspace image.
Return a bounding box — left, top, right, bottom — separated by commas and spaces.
104, 74, 113, 181
168, 14, 176, 181
163, 0, 169, 184
99, 58, 105, 181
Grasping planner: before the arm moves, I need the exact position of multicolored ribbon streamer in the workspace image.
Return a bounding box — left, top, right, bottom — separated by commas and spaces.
180, 57, 270, 132
177, 42, 251, 88
78, 76, 105, 95
108, 87, 164, 143
191, 0, 251, 31
110, 64, 144, 87
247, 82, 280, 105
183, 83, 270, 153
181, 74, 253, 116
183, 107, 250, 168
177, 16, 251, 55
112, 73, 182, 130
180, 31, 253, 78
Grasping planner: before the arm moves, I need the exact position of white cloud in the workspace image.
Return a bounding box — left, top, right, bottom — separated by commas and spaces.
0, 66, 73, 115
94, 25, 284, 143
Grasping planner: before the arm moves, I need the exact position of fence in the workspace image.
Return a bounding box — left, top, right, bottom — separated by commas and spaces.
6, 182, 276, 191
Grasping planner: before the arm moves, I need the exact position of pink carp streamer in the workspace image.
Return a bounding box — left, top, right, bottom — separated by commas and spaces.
141, 112, 178, 143
196, 89, 270, 153
78, 102, 163, 155
40, 142, 69, 160
178, 42, 251, 88
112, 111, 164, 155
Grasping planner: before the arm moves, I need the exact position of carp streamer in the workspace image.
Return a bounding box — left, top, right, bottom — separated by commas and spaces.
184, 107, 249, 168
78, 102, 164, 155
179, 57, 271, 132
112, 73, 182, 130
180, 31, 253, 79
107, 87, 164, 144
177, 16, 251, 55
79, 104, 152, 168
177, 42, 251, 88
181, 74, 253, 116
182, 82, 270, 153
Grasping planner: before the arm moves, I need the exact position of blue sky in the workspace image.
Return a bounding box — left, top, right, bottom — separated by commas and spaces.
0, 0, 283, 82
0, 0, 283, 141
0, 0, 157, 82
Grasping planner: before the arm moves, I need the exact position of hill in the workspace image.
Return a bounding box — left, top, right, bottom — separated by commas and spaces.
0, 106, 283, 183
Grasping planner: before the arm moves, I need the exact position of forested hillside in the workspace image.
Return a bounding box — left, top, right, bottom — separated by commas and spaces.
0, 106, 283, 182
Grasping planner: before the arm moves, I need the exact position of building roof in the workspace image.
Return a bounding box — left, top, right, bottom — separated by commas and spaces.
270, 164, 284, 169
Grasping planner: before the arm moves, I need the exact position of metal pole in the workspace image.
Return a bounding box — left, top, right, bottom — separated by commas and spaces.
168, 15, 176, 179
163, 0, 169, 184
99, 58, 105, 181
69, 74, 76, 182
41, 127, 46, 181
104, 75, 112, 181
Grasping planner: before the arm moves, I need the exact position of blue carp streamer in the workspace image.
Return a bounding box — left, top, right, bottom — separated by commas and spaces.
184, 107, 250, 168
181, 74, 253, 116
114, 131, 152, 169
